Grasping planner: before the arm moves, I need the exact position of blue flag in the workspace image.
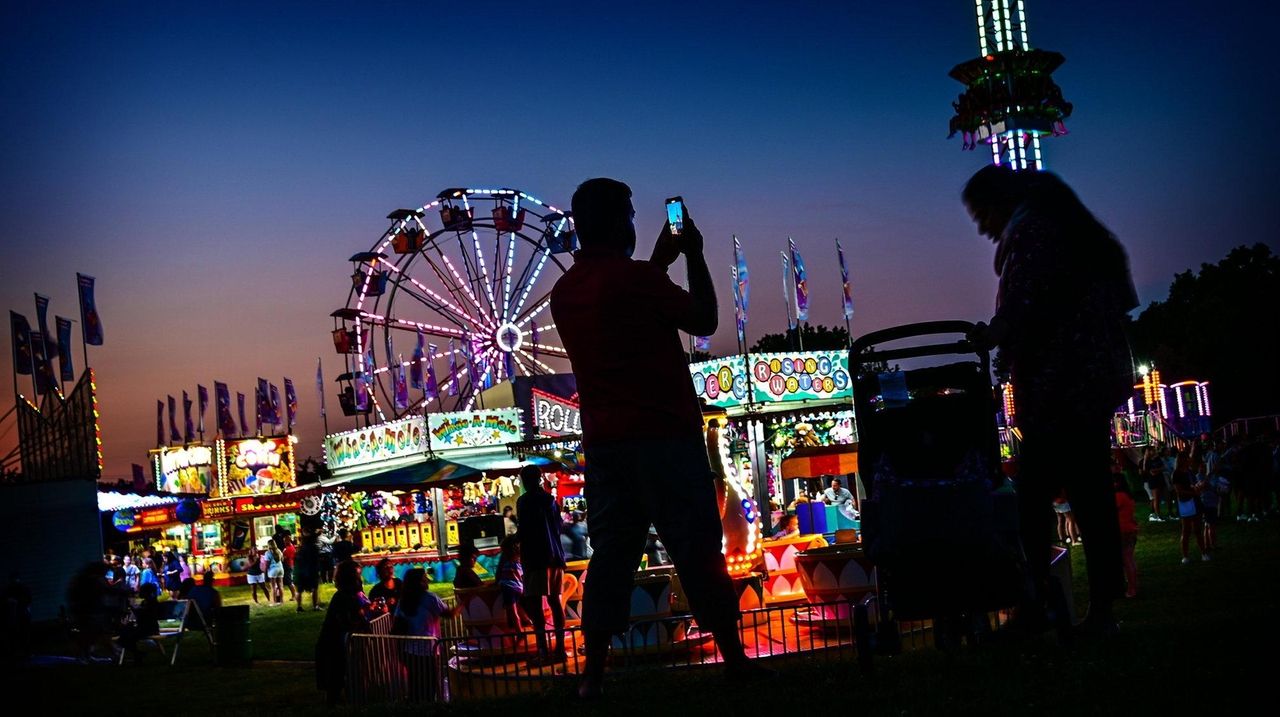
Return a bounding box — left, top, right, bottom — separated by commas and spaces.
789, 238, 808, 321
837, 238, 854, 321
10, 311, 33, 376
410, 329, 425, 389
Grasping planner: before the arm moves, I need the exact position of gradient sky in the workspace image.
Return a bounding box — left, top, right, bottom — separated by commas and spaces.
2, 1, 1276, 479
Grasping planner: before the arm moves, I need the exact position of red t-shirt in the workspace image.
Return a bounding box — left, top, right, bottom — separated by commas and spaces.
550, 252, 706, 446
283, 543, 296, 567
1115, 491, 1138, 535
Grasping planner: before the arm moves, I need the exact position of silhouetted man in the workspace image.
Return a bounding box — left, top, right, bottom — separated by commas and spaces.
515, 464, 567, 664
551, 178, 765, 698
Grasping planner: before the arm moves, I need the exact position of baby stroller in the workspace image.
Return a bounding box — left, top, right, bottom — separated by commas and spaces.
851, 321, 1025, 654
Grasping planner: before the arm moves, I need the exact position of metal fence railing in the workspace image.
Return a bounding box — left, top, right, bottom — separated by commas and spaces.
346, 597, 949, 706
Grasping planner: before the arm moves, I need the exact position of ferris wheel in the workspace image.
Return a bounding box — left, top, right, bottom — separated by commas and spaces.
332, 187, 575, 421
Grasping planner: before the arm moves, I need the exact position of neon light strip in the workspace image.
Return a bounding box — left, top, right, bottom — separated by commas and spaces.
1017, 0, 1029, 50
511, 247, 550, 320
523, 342, 568, 358
502, 227, 516, 320
1001, 0, 1014, 49
991, 140, 1002, 165
991, 3, 1004, 52
1032, 134, 1043, 171
1201, 384, 1211, 416
460, 194, 499, 313
438, 253, 486, 316
377, 257, 484, 330
518, 350, 556, 374
518, 297, 552, 327
976, 0, 988, 55
1175, 386, 1186, 418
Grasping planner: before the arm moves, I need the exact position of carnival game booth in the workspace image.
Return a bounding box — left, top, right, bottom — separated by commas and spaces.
323, 408, 549, 584
142, 435, 306, 583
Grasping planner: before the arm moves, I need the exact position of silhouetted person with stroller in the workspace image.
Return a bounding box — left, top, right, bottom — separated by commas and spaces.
551, 178, 768, 698
964, 164, 1137, 637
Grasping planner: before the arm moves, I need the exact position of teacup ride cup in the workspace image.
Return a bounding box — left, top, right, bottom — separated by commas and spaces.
793, 543, 877, 628
610, 571, 701, 657
453, 583, 535, 659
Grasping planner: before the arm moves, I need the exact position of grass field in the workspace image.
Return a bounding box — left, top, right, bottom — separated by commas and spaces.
13, 507, 1278, 716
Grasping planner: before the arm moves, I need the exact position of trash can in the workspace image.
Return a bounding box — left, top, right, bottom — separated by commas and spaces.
215, 605, 253, 666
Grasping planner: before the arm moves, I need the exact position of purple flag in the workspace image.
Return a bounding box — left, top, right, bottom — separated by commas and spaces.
789, 238, 808, 321
9, 311, 33, 376
157, 399, 165, 446
30, 331, 56, 394
197, 384, 208, 435
284, 378, 297, 430
168, 395, 180, 443
254, 385, 263, 434
182, 391, 194, 443
693, 335, 712, 351
393, 356, 409, 410
237, 391, 249, 436
447, 339, 459, 396
410, 330, 425, 389
530, 320, 539, 362
76, 273, 104, 345
215, 382, 237, 436
315, 358, 326, 419
837, 238, 854, 321
425, 343, 439, 399
503, 351, 516, 381
269, 383, 283, 426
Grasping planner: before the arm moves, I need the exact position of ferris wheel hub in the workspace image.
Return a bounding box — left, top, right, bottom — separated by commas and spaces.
494, 322, 523, 353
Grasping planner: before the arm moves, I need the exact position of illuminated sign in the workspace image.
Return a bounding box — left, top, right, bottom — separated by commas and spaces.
690, 352, 851, 409
428, 408, 523, 448
151, 445, 214, 494
532, 389, 581, 437
325, 415, 428, 471
749, 351, 851, 403
218, 437, 296, 496
202, 494, 303, 518
690, 355, 751, 409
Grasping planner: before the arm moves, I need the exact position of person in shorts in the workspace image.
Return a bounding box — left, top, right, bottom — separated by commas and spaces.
245, 547, 266, 604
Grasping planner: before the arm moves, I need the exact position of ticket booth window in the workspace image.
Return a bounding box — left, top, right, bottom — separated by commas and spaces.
196, 523, 222, 553
253, 516, 277, 548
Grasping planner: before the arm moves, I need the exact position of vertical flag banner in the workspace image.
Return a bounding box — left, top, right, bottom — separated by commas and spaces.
447, 339, 459, 396
781, 252, 796, 330
269, 383, 283, 426
34, 293, 54, 358
76, 273, 104, 345
425, 343, 439, 399
503, 351, 516, 381
693, 335, 712, 351
410, 330, 425, 390
256, 379, 271, 424
789, 238, 809, 321
132, 464, 147, 492
55, 317, 74, 382
531, 320, 539, 362
30, 331, 56, 394
156, 400, 165, 446
197, 384, 209, 436
837, 238, 854, 321
384, 332, 395, 376
284, 378, 298, 431
237, 392, 249, 437
215, 382, 237, 436
182, 391, 194, 443
731, 265, 745, 347
315, 358, 326, 419
734, 235, 750, 325
254, 385, 264, 434
168, 395, 180, 443
362, 348, 376, 405
393, 357, 409, 410
355, 364, 369, 411
10, 311, 33, 376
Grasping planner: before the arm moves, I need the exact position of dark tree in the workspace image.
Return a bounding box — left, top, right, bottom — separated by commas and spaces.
1128, 243, 1280, 422
749, 323, 850, 353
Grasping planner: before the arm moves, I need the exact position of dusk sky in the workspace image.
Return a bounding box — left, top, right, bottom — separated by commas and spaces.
2, 1, 1276, 479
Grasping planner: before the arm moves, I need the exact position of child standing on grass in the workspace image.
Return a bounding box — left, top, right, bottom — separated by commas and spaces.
1114, 473, 1139, 598
1172, 450, 1208, 564
1196, 467, 1222, 554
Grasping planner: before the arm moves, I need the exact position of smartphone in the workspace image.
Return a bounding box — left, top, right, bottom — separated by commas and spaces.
665, 196, 685, 236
